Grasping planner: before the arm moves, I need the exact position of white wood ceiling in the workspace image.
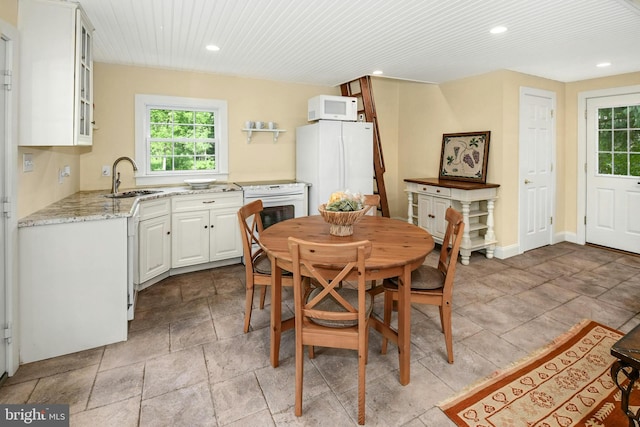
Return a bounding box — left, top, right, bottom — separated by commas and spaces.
74, 0, 640, 86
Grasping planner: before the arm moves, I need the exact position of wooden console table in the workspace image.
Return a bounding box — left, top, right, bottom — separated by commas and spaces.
611, 323, 640, 426
405, 178, 499, 265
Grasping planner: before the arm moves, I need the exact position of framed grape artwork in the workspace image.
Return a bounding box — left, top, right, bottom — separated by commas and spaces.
438, 131, 491, 183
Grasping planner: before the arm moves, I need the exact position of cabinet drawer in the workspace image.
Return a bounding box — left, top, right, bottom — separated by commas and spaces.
138, 198, 171, 221
172, 192, 242, 212
415, 185, 451, 197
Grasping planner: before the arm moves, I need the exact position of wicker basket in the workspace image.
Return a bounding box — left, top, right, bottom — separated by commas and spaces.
318, 204, 368, 236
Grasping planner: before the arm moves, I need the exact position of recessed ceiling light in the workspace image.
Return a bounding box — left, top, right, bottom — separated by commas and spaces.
596, 62, 611, 68
372, 70, 383, 75
490, 26, 507, 34
206, 45, 220, 52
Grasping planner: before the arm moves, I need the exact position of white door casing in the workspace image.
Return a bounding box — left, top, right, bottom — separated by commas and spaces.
0, 18, 19, 376
0, 26, 7, 381
577, 85, 640, 247
519, 87, 556, 253
585, 93, 640, 254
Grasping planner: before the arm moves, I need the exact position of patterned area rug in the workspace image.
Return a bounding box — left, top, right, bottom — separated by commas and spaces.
439, 320, 640, 426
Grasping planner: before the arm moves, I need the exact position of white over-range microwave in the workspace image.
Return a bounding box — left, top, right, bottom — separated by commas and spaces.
308, 95, 358, 122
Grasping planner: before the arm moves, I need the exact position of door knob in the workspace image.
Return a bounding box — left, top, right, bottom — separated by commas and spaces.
524, 179, 532, 184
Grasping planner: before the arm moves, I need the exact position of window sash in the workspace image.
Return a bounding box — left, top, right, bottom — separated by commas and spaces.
597, 104, 640, 177
134, 94, 229, 186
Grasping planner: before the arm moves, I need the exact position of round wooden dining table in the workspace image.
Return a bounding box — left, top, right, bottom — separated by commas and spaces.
260, 214, 434, 385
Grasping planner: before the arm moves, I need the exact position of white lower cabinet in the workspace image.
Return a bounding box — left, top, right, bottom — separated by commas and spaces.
137, 199, 171, 285
417, 192, 451, 241
171, 192, 242, 268
406, 178, 499, 265
172, 210, 210, 267
19, 219, 128, 363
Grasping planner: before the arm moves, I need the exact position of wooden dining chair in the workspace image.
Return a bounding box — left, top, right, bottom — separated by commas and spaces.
237, 200, 292, 333
381, 207, 464, 363
288, 237, 373, 425
363, 194, 380, 216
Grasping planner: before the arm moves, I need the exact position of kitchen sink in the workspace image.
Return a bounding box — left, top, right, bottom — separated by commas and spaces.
104, 190, 162, 199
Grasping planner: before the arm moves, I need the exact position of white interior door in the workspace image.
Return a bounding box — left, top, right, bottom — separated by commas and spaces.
519, 87, 556, 253
586, 94, 640, 254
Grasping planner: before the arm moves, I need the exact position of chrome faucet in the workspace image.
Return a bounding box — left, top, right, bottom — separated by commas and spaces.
111, 156, 139, 194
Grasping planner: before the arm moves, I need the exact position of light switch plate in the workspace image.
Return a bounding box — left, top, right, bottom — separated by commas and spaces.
23, 153, 34, 172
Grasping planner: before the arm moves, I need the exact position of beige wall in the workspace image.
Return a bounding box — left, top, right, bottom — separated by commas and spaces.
83, 63, 338, 190
372, 70, 640, 252
12, 29, 640, 252
0, 0, 18, 25
17, 63, 337, 217
379, 71, 564, 248
370, 77, 400, 216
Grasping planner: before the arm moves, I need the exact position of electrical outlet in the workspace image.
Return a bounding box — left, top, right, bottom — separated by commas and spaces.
102, 165, 110, 176
23, 153, 34, 172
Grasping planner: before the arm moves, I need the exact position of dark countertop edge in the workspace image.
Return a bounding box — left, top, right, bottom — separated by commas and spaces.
18, 184, 243, 228
404, 177, 500, 190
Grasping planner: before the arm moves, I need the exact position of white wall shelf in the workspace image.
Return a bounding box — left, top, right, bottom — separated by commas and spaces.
242, 128, 286, 143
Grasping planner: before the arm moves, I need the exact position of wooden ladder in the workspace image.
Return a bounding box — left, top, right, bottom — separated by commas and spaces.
340, 76, 390, 217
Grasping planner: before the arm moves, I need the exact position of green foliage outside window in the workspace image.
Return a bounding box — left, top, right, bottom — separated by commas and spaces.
148, 109, 216, 172
597, 105, 640, 177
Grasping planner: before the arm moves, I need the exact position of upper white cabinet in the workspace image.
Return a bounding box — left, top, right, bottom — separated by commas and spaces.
19, 0, 94, 146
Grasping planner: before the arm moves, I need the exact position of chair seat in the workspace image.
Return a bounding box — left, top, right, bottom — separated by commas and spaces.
384, 265, 444, 292
253, 252, 292, 276
253, 252, 272, 275
306, 287, 373, 328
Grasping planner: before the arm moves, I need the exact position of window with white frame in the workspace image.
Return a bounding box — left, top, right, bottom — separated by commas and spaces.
135, 94, 228, 185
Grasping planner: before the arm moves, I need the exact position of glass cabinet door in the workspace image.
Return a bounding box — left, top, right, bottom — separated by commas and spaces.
77, 14, 93, 141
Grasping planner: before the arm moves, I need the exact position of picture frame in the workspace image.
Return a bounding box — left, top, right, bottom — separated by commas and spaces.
438, 131, 491, 183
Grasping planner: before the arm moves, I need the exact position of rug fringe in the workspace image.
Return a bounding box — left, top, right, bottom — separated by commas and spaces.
438, 318, 598, 409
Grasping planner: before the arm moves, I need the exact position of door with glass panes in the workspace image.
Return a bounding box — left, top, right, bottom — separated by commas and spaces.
586, 94, 640, 254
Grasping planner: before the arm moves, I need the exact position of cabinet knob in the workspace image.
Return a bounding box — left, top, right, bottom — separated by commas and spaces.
167, 231, 171, 235
204, 225, 208, 229
210, 225, 214, 228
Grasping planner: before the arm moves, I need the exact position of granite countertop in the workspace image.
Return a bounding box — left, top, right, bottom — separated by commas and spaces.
18, 183, 243, 227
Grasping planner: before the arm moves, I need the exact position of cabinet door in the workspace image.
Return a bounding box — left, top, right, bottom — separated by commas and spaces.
417, 194, 450, 241
75, 11, 93, 144
172, 211, 209, 268
432, 197, 451, 240
18, 0, 94, 146
209, 208, 242, 261
138, 215, 171, 283
417, 194, 432, 231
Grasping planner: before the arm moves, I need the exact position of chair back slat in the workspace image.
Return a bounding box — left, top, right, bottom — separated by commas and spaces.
438, 207, 465, 292
289, 238, 371, 322
238, 200, 264, 259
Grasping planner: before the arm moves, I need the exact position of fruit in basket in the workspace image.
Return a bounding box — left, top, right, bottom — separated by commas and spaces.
325, 191, 365, 212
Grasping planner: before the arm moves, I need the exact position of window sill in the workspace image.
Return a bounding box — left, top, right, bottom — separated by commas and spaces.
135, 174, 230, 187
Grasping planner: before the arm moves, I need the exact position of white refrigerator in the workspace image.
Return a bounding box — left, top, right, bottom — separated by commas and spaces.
296, 120, 374, 215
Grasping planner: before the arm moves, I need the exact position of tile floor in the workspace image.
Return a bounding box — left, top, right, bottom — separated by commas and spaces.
1, 242, 639, 426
